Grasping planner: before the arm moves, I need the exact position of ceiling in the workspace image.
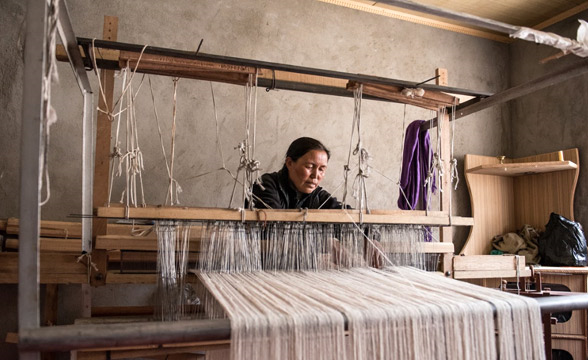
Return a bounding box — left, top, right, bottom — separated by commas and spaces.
319, 0, 588, 42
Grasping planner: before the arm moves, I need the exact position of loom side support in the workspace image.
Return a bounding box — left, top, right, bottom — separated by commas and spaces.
19, 2, 48, 360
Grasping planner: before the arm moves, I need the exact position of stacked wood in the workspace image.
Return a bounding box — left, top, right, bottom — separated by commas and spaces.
0, 218, 204, 284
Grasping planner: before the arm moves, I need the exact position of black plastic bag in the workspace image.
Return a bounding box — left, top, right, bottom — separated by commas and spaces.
539, 213, 588, 266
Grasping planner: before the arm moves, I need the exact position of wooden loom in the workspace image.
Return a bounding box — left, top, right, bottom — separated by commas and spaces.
51, 32, 483, 284
13, 7, 588, 359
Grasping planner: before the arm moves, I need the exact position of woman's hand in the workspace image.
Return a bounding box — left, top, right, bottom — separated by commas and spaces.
365, 240, 385, 269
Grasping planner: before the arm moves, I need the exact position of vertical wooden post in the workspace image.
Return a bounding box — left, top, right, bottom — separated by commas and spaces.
91, 16, 118, 287
40, 284, 58, 360
439, 110, 454, 276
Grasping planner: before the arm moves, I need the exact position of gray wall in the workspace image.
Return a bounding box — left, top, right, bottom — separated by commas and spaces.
0, 0, 516, 356
1, 0, 508, 230
509, 10, 588, 231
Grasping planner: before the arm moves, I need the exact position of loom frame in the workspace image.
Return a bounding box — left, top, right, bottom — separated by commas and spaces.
17, 2, 588, 358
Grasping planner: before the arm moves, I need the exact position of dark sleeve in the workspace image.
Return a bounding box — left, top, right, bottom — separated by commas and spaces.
315, 189, 352, 209
251, 174, 285, 209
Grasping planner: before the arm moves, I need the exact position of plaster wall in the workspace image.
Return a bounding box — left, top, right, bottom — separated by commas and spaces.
509, 10, 588, 231
0, 1, 510, 357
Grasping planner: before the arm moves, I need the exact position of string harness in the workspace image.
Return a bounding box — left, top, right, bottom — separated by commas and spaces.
229, 71, 264, 211
93, 41, 149, 209
40, 0, 59, 207
342, 84, 371, 220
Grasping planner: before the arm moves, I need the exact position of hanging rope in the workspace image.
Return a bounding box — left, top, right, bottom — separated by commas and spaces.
165, 77, 182, 206
39, 0, 59, 207
342, 84, 371, 216
228, 72, 262, 209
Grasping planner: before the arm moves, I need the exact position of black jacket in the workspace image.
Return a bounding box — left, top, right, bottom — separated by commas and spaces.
251, 168, 345, 209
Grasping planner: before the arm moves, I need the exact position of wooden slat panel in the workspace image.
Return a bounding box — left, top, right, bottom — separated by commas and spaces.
513, 149, 579, 230
461, 154, 516, 255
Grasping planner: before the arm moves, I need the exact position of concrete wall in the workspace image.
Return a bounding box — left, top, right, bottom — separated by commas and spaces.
509, 9, 588, 231
0, 0, 512, 357
1, 0, 508, 228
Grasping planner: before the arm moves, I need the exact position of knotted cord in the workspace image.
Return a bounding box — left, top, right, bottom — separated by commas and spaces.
165, 77, 182, 206
342, 84, 371, 216
228, 72, 262, 209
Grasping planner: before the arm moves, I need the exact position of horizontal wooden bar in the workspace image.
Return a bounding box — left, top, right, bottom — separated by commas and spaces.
453, 254, 526, 271
0, 253, 88, 284
466, 161, 577, 176
383, 241, 454, 254
5, 238, 82, 252
453, 269, 532, 279
96, 206, 474, 227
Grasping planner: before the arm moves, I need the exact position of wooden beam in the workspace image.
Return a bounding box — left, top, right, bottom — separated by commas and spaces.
96, 206, 474, 226
317, 0, 511, 42
349, 81, 458, 110
438, 111, 453, 276
533, 2, 588, 30
455, 57, 588, 120
0, 253, 88, 284
91, 16, 118, 286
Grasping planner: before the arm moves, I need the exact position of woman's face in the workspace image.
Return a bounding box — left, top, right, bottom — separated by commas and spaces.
286, 149, 329, 194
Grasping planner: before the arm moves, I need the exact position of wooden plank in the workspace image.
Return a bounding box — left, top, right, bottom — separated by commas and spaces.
435, 68, 448, 86
105, 272, 157, 284
350, 81, 457, 110
43, 284, 58, 327
317, 0, 511, 42
383, 241, 453, 254
467, 160, 577, 176
107, 251, 200, 263
6, 218, 82, 238
453, 268, 532, 279
120, 51, 256, 74
96, 206, 474, 226
461, 154, 517, 256
534, 266, 588, 275
5, 238, 82, 252
438, 112, 453, 275
96, 235, 201, 251
453, 255, 526, 271
92, 16, 118, 287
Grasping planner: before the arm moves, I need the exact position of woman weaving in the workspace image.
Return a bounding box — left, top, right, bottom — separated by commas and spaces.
251, 137, 383, 267
251, 137, 346, 210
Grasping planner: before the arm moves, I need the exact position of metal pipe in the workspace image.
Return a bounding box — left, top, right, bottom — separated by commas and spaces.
81, 90, 94, 253
19, 0, 49, 358
534, 294, 588, 314
18, 293, 588, 352
375, 0, 519, 34
55, 0, 92, 93
19, 318, 231, 352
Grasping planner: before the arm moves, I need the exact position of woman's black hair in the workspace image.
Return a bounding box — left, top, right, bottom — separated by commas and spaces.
285, 137, 331, 163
